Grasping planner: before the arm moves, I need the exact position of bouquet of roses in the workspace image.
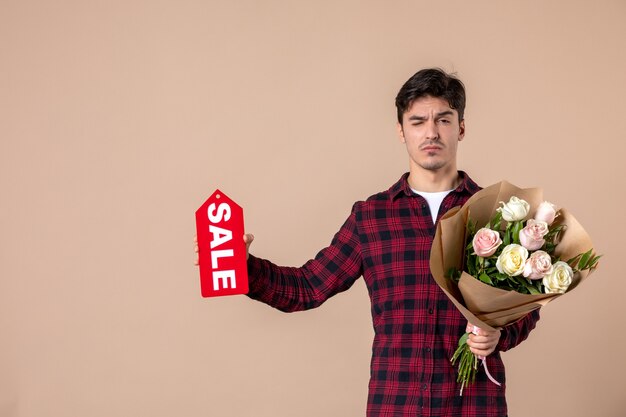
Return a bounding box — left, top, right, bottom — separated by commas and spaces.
429, 181, 600, 395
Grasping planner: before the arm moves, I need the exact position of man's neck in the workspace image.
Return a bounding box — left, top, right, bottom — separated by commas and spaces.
407, 167, 460, 193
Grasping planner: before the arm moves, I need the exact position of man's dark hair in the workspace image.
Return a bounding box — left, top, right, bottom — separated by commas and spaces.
395, 68, 466, 124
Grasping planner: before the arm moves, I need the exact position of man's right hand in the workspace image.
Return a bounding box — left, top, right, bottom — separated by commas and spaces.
194, 234, 254, 266
243, 234, 254, 258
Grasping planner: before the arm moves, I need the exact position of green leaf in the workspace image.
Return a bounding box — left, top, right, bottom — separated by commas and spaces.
588, 255, 602, 269
495, 273, 508, 281
543, 243, 557, 254
503, 230, 510, 246
485, 266, 498, 275
535, 280, 545, 294
446, 267, 462, 281
527, 283, 541, 295
479, 272, 494, 285
578, 249, 593, 270
512, 221, 523, 244
467, 219, 476, 235
545, 225, 565, 243
492, 211, 503, 231
467, 252, 477, 276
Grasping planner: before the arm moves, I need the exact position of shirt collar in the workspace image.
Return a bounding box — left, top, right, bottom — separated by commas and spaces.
389, 171, 480, 201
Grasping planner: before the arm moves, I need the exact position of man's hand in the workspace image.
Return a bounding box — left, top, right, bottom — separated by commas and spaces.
466, 323, 501, 357
243, 233, 254, 258
194, 234, 254, 265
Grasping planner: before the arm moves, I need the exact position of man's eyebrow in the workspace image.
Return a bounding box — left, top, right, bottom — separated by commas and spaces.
407, 110, 454, 121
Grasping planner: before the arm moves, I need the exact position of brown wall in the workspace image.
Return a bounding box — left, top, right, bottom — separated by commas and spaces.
2, 1, 625, 416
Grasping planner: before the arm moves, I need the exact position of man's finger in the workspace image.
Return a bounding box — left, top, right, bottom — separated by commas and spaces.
244, 234, 254, 259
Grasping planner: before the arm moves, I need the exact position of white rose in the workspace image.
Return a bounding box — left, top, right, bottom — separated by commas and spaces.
496, 244, 529, 276
497, 196, 530, 222
542, 261, 573, 294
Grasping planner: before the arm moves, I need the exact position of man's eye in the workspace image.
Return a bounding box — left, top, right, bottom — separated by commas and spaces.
439, 119, 450, 124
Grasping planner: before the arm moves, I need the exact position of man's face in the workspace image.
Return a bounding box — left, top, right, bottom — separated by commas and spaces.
397, 95, 465, 173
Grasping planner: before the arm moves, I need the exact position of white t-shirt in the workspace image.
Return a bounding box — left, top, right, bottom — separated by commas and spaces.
411, 188, 453, 224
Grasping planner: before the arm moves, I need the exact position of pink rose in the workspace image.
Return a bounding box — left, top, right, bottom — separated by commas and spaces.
535, 201, 557, 225
519, 219, 549, 250
472, 228, 502, 257
523, 250, 553, 279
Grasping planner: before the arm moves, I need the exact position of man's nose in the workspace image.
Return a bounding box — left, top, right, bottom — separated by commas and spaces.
425, 120, 439, 140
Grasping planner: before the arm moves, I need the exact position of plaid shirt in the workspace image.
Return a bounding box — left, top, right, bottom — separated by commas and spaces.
247, 172, 540, 417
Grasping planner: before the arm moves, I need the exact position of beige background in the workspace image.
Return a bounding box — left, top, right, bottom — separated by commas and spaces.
1, 1, 625, 416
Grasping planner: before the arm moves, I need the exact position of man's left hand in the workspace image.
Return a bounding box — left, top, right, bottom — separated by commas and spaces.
466, 323, 501, 357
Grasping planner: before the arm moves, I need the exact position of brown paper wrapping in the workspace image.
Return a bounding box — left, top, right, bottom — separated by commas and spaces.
430, 181, 597, 331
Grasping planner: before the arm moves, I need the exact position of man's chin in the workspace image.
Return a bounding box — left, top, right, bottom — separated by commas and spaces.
419, 161, 446, 171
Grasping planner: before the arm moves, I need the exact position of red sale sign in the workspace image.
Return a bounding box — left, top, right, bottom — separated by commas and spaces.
195, 190, 249, 297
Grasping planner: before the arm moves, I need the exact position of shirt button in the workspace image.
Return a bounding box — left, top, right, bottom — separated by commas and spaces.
428, 308, 434, 314
422, 384, 428, 390
425, 347, 431, 353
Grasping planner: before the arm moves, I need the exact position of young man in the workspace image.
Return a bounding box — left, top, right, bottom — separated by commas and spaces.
218, 69, 539, 416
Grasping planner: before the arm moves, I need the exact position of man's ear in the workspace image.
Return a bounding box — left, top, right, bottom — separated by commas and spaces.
458, 119, 465, 141
397, 122, 406, 143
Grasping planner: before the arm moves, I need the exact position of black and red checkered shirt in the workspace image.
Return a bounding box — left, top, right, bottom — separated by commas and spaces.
247, 171, 540, 417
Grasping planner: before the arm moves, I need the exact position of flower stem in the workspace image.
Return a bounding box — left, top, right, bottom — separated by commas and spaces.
451, 332, 478, 395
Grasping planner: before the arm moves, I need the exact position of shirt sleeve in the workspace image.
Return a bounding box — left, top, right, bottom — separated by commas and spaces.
245, 202, 363, 312
496, 309, 541, 352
